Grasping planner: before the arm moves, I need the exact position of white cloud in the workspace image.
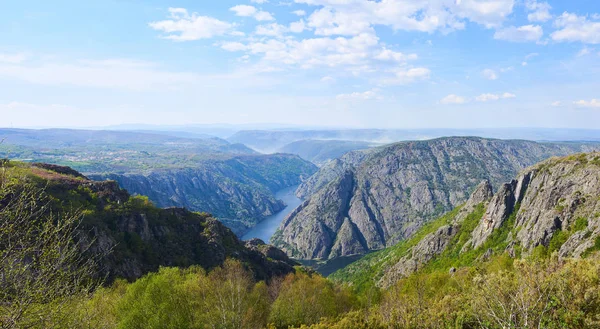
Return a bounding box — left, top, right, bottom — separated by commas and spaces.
525, 52, 539, 60
251, 0, 269, 3
255, 11, 275, 21
494, 25, 543, 42
336, 89, 380, 100
382, 67, 431, 85
230, 5, 257, 16
476, 94, 500, 102
440, 94, 467, 104
230, 5, 274, 21
321, 76, 335, 82
151, 5, 438, 87
577, 47, 592, 57
0, 53, 29, 64
374, 48, 418, 62
525, 0, 552, 22
551, 12, 600, 44
292, 10, 306, 16
149, 8, 233, 41
476, 92, 516, 102
255, 23, 288, 37
289, 20, 306, 33
295, 0, 515, 35
306, 6, 373, 36
221, 42, 248, 52
0, 57, 198, 91
522, 61, 528, 66
482, 69, 498, 80
228, 32, 425, 81
454, 0, 515, 28
551, 101, 562, 107
574, 99, 600, 108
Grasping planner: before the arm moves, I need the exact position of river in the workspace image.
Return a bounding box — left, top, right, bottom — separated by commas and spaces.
242, 185, 302, 243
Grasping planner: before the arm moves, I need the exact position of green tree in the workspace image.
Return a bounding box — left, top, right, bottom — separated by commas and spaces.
269, 271, 356, 328
115, 260, 270, 329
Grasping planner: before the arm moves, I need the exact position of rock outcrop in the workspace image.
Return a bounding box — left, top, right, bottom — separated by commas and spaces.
275, 137, 600, 260
470, 153, 600, 257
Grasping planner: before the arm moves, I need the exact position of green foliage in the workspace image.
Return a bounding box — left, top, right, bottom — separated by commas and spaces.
422, 203, 487, 272
330, 205, 465, 293
64, 260, 272, 329
269, 272, 357, 328
59, 261, 357, 329
573, 217, 589, 232
582, 236, 600, 258
0, 162, 101, 329
549, 230, 570, 253
306, 257, 600, 329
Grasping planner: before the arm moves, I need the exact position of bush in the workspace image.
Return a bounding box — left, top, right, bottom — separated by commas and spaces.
269, 271, 357, 328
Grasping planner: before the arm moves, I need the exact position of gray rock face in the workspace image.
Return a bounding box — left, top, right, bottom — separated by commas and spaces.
470, 172, 532, 248
272, 171, 357, 259
379, 181, 493, 287
333, 153, 600, 290
296, 150, 375, 199
461, 180, 494, 215
90, 154, 317, 236
469, 153, 600, 257
471, 182, 517, 248
275, 137, 600, 260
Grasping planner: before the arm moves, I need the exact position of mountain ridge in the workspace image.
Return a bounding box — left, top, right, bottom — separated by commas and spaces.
274, 137, 600, 260
331, 152, 600, 290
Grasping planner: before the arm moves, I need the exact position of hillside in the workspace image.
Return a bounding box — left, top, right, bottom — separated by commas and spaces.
0, 128, 318, 235
89, 154, 317, 235
0, 161, 297, 283
273, 137, 600, 260
331, 152, 600, 291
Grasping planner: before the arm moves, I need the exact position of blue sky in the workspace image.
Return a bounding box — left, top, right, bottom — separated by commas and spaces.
1, 0, 599, 128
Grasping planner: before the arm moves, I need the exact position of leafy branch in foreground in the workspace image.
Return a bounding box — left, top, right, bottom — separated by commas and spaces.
0, 161, 101, 329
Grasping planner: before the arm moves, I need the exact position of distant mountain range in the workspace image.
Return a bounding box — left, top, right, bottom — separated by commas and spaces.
227, 128, 600, 154
278, 140, 376, 166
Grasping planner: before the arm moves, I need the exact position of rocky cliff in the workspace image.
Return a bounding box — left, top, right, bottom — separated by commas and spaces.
274, 137, 600, 260
469, 153, 600, 258
89, 154, 317, 236
3, 162, 298, 283
332, 152, 600, 290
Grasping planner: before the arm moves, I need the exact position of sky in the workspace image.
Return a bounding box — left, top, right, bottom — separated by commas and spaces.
0, 0, 600, 129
